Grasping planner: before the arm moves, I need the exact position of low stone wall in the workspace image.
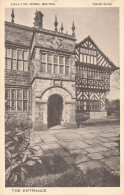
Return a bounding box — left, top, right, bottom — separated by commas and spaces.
90, 112, 107, 119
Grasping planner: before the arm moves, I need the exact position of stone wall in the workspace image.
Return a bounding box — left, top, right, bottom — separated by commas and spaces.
32, 78, 76, 98
5, 69, 30, 86
5, 22, 33, 47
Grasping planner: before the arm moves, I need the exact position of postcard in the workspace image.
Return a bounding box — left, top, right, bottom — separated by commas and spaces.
0, 0, 124, 195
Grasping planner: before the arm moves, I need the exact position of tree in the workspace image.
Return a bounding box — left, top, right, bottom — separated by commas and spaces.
110, 69, 120, 90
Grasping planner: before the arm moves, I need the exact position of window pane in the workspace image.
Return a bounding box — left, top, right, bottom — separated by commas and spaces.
6, 48, 11, 58
101, 73, 104, 80
41, 53, 46, 62
23, 89, 28, 100
23, 51, 28, 60
47, 54, 52, 63
65, 57, 69, 65
87, 55, 90, 64
96, 72, 99, 79
12, 49, 17, 59
6, 101, 11, 111
65, 66, 69, 75
17, 89, 23, 100
94, 57, 97, 65
12, 89, 16, 100
18, 60, 23, 71
91, 56, 94, 64
59, 56, 64, 64
23, 100, 28, 111
80, 54, 83, 62
93, 50, 97, 56
12, 100, 16, 110
40, 63, 46, 72
84, 55, 87, 63
12, 60, 17, 70
71, 57, 75, 65
17, 101, 22, 111
60, 65, 63, 74
80, 48, 83, 53
54, 65, 58, 74
82, 70, 87, 78
53, 55, 58, 64
18, 50, 23, 60
78, 68, 82, 77
5, 89, 10, 99
88, 71, 91, 79
85, 49, 88, 54
47, 64, 52, 73
24, 62, 28, 71
95, 72, 98, 79
6, 59, 11, 69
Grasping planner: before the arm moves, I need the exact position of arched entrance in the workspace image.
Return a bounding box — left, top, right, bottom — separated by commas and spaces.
34, 87, 77, 130
48, 94, 63, 128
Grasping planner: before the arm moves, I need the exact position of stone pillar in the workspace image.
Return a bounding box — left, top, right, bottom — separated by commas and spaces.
42, 103, 48, 129
34, 48, 41, 75
33, 102, 48, 131
64, 101, 78, 128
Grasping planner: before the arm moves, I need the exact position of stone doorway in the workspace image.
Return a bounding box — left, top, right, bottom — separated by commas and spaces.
48, 94, 63, 128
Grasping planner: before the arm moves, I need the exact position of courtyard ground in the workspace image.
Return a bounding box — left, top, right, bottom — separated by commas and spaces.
30, 124, 120, 175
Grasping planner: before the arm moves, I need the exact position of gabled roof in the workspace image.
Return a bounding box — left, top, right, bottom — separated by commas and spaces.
76, 36, 119, 70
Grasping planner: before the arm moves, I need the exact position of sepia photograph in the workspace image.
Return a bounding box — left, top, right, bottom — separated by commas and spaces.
4, 6, 120, 189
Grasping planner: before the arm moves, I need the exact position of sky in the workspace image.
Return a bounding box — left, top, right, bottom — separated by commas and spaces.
5, 8, 120, 100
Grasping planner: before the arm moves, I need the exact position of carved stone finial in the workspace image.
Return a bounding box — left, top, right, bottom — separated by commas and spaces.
11, 9, 15, 23
60, 22, 64, 33
72, 21, 75, 37
54, 15, 58, 31
34, 10, 44, 28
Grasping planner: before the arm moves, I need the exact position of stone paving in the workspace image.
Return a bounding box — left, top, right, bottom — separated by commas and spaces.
30, 124, 120, 175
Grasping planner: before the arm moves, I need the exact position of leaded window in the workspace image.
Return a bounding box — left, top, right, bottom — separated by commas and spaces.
54, 64, 58, 74
40, 63, 46, 72
60, 65, 64, 74
5, 48, 29, 71
40, 53, 72, 75
65, 66, 69, 75
80, 48, 97, 65
41, 53, 46, 62
5, 88, 29, 111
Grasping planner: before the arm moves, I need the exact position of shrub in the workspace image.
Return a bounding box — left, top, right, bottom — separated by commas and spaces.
5, 114, 41, 187
25, 166, 120, 187
5, 129, 42, 187
5, 113, 32, 131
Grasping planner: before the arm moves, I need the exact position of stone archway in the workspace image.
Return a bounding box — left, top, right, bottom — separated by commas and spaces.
34, 87, 77, 130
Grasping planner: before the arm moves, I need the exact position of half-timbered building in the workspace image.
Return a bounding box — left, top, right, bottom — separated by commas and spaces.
75, 36, 118, 120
